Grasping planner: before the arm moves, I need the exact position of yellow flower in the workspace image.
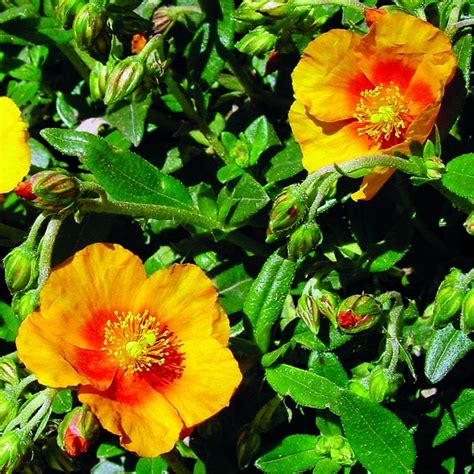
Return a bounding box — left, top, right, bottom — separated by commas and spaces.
289, 12, 456, 200
0, 97, 31, 193
16, 243, 242, 457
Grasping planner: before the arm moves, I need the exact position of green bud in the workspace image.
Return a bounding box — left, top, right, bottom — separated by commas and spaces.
236, 425, 261, 470
0, 389, 19, 431
89, 62, 110, 102
104, 56, 145, 105
433, 268, 468, 328
311, 288, 339, 327
152, 6, 174, 34
368, 367, 403, 403
234, 2, 266, 23
315, 435, 356, 466
15, 170, 81, 214
296, 294, 320, 334
424, 155, 444, 180
0, 430, 30, 473
73, 3, 108, 50
347, 377, 370, 399
258, 1, 290, 18
3, 243, 38, 294
87, 30, 111, 62
57, 406, 100, 457
267, 185, 307, 238
464, 212, 474, 236
337, 294, 382, 334
235, 26, 277, 55
56, 0, 87, 29
12, 289, 40, 320
0, 358, 19, 386
461, 287, 474, 333
288, 222, 323, 259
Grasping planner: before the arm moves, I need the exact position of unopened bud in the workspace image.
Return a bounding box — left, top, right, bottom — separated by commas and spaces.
288, 222, 322, 259
15, 170, 81, 214
315, 435, 355, 466
0, 358, 19, 386
368, 367, 403, 403
267, 185, 307, 239
73, 2, 108, 50
433, 268, 468, 328
88, 30, 111, 62
464, 212, 474, 236
313, 289, 339, 327
347, 377, 370, 399
296, 294, 320, 334
337, 295, 382, 334
234, 2, 266, 23
152, 6, 174, 34
236, 26, 277, 55
12, 289, 40, 320
424, 156, 444, 180
104, 56, 145, 104
57, 406, 100, 457
236, 425, 261, 470
89, 61, 110, 102
3, 243, 38, 294
56, 0, 87, 29
0, 430, 30, 473
258, 1, 290, 17
0, 390, 19, 431
461, 287, 474, 333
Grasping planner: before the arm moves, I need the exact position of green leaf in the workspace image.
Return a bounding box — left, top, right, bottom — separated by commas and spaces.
135, 457, 168, 474
0, 301, 20, 341
312, 458, 341, 474
243, 253, 296, 352
243, 116, 280, 166
339, 391, 416, 474
265, 364, 342, 410
308, 352, 349, 388
96, 443, 126, 458
0, 5, 35, 24
428, 389, 474, 446
40, 129, 194, 210
51, 389, 73, 414
255, 434, 319, 473
453, 32, 472, 90
106, 96, 152, 147
0, 17, 73, 45
424, 324, 473, 383
442, 154, 474, 201
144, 246, 180, 276
29, 137, 52, 169
217, 172, 269, 226
213, 263, 253, 314
265, 140, 303, 183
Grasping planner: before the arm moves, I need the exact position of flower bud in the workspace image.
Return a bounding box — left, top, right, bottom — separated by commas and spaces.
57, 406, 100, 457
87, 30, 111, 62
368, 367, 403, 403
235, 26, 277, 55
433, 268, 468, 328
258, 1, 290, 17
347, 377, 370, 399
3, 243, 38, 294
104, 56, 145, 105
464, 212, 474, 236
15, 170, 81, 214
73, 2, 108, 50
288, 222, 323, 259
0, 430, 30, 473
424, 156, 444, 180
12, 289, 40, 320
56, 0, 87, 29
234, 2, 266, 23
337, 295, 382, 334
236, 425, 261, 470
313, 289, 339, 327
152, 7, 174, 34
0, 358, 19, 386
315, 435, 356, 466
0, 390, 19, 431
89, 61, 110, 102
461, 287, 474, 333
267, 185, 306, 238
296, 294, 320, 334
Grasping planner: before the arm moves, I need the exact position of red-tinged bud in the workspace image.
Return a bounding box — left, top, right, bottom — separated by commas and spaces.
464, 212, 474, 236
57, 406, 100, 457
152, 7, 174, 34
3, 243, 38, 294
73, 2, 108, 51
312, 289, 339, 327
288, 222, 323, 259
337, 295, 382, 334
104, 56, 145, 105
265, 50, 280, 75
15, 170, 80, 214
296, 294, 320, 334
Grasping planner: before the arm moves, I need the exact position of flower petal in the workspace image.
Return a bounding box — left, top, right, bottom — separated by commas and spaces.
289, 100, 377, 172
133, 264, 230, 344
0, 97, 31, 193
158, 338, 242, 428
79, 372, 183, 457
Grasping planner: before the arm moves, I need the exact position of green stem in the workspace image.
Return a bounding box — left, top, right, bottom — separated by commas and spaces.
12, 374, 37, 398
444, 0, 466, 38
451, 18, 474, 30
308, 174, 339, 220
37, 217, 64, 289
380, 292, 404, 371
25, 213, 47, 247
164, 73, 229, 163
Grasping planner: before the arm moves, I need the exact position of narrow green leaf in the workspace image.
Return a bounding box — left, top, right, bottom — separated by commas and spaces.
339, 391, 416, 473
442, 154, 474, 201
453, 32, 472, 89
243, 253, 296, 352
424, 324, 473, 383
244, 116, 280, 166
265, 364, 341, 410
255, 434, 319, 473
51, 389, 73, 414
0, 5, 35, 24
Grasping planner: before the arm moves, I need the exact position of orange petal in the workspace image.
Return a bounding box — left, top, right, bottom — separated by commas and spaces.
159, 338, 242, 428
0, 97, 31, 193
79, 372, 183, 457
351, 167, 395, 201
292, 30, 371, 122
289, 100, 377, 173
132, 264, 230, 344
39, 243, 147, 350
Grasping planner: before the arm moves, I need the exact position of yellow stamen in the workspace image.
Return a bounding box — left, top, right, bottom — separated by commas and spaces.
102, 310, 183, 377
354, 82, 410, 143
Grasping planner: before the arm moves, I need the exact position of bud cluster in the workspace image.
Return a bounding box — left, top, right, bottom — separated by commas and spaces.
337, 294, 382, 334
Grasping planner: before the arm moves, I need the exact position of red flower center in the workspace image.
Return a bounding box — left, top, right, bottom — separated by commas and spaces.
102, 310, 184, 381
354, 82, 412, 146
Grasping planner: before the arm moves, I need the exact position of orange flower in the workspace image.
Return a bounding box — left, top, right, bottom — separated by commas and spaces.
16, 243, 242, 457
289, 12, 456, 200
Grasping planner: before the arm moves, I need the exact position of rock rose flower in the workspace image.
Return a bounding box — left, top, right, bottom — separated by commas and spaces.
289, 12, 457, 200
0, 97, 31, 193
16, 243, 242, 457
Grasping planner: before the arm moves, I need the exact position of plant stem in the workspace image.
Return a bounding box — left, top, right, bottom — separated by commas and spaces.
25, 213, 47, 247
445, 0, 466, 38
12, 374, 37, 398
380, 292, 404, 371
37, 217, 64, 289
